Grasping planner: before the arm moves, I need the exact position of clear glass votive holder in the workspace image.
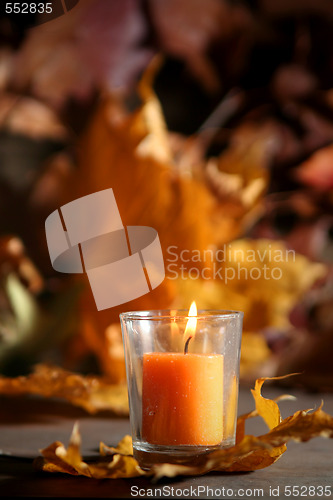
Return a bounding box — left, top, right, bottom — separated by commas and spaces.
120, 309, 243, 469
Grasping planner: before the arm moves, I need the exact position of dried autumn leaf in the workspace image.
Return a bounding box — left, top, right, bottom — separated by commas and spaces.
251, 375, 292, 430
224, 239, 326, 331
36, 442, 79, 476
68, 63, 176, 375
206, 123, 272, 213
2, 96, 68, 141
0, 236, 43, 294
148, 0, 226, 91
100, 435, 133, 457
35, 376, 333, 480
0, 364, 128, 416
69, 61, 268, 379
52, 59, 275, 381
13, 0, 150, 108
295, 144, 333, 190
73, 62, 220, 267
37, 422, 147, 479
172, 239, 326, 378
174, 239, 326, 332
73, 59, 272, 277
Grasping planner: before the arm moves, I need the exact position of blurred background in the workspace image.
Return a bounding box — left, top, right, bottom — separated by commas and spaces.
0, 0, 332, 392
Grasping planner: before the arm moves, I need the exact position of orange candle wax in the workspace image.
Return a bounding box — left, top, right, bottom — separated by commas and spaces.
142, 352, 224, 446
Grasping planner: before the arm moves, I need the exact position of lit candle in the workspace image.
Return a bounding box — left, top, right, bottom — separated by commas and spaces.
142, 302, 224, 446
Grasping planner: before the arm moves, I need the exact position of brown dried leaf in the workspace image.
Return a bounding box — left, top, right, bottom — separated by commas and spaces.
206, 124, 272, 209
251, 375, 288, 430
35, 376, 333, 480
0, 236, 43, 294
60, 62, 275, 379
1, 96, 68, 140
174, 238, 326, 331
35, 442, 79, 475
13, 0, 150, 108
171, 238, 326, 380
0, 364, 128, 416
149, 0, 226, 91
100, 435, 133, 457
295, 144, 333, 190
36, 422, 147, 479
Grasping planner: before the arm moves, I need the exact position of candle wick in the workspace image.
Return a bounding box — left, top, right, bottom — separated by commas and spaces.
184, 336, 192, 355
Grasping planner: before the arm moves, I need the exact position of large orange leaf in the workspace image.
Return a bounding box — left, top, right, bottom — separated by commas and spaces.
0, 364, 128, 415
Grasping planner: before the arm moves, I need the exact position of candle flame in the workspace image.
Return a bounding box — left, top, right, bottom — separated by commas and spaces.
184, 301, 197, 353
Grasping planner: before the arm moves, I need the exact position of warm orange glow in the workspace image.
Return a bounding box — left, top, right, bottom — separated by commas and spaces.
142, 301, 224, 446
183, 301, 197, 347
142, 352, 224, 445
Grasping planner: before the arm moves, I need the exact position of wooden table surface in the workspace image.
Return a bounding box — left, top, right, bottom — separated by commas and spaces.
0, 386, 332, 499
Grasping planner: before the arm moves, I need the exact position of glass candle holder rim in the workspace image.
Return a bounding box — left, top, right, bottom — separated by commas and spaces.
120, 309, 244, 321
